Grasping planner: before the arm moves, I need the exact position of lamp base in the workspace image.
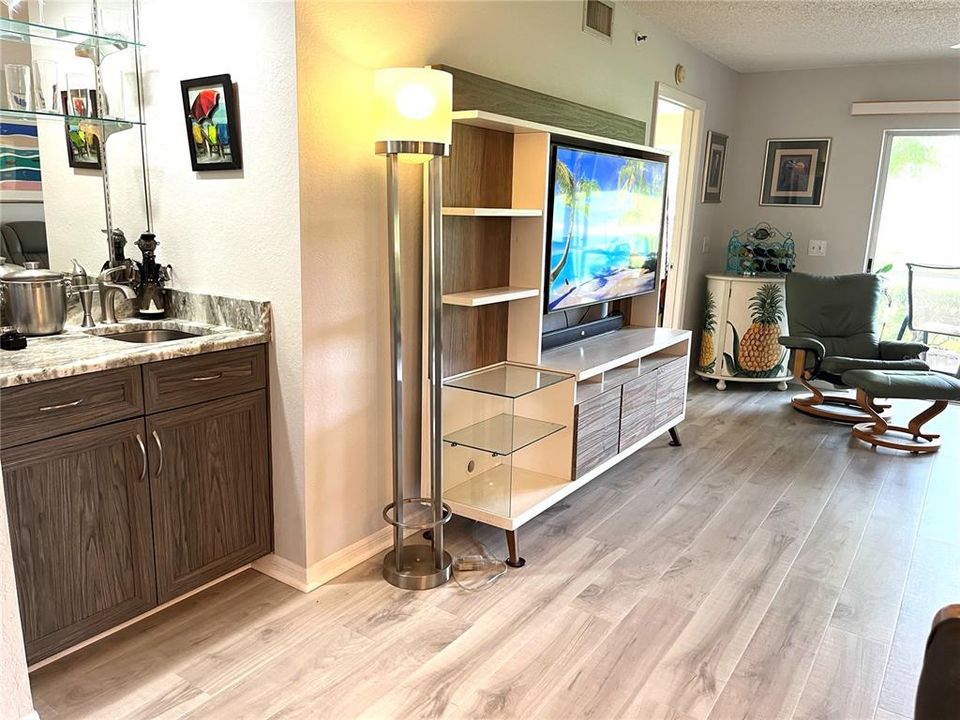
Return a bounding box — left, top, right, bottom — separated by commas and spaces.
382, 545, 453, 590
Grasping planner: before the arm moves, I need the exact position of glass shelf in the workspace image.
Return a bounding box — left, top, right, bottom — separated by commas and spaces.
444, 465, 568, 520
0, 106, 142, 128
0, 17, 143, 49
444, 362, 573, 399
443, 412, 564, 456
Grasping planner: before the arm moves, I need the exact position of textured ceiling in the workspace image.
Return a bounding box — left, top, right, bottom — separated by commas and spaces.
626, 1, 960, 72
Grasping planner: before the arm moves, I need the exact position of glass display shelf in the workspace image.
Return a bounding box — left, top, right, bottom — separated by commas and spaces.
443, 465, 568, 520
0, 17, 143, 49
444, 362, 572, 399
0, 106, 142, 128
443, 412, 564, 457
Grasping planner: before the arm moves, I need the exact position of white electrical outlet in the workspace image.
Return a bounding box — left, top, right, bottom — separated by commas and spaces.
702, 236, 710, 254
808, 240, 827, 256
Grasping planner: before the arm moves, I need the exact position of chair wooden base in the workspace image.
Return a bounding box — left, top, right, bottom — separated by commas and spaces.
791, 376, 892, 424
851, 388, 947, 454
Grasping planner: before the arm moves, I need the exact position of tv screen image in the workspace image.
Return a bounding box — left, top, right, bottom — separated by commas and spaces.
546, 143, 668, 313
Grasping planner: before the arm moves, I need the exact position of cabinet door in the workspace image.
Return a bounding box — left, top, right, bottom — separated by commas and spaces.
147, 391, 271, 602
2, 419, 156, 664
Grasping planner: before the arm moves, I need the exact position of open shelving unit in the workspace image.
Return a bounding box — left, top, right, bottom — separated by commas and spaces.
423, 108, 692, 564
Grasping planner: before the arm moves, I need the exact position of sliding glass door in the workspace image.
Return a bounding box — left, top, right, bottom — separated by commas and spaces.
866, 130, 960, 373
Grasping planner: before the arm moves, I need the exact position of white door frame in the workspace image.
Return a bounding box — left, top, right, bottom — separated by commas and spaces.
651, 82, 706, 329
864, 128, 960, 271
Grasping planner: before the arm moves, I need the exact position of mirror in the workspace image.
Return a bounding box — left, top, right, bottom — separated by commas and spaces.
1, 0, 150, 276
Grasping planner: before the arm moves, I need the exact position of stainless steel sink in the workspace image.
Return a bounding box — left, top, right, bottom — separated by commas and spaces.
98, 329, 202, 343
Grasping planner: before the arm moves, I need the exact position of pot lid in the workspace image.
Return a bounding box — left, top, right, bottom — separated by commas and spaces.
2, 261, 64, 283
0, 256, 24, 279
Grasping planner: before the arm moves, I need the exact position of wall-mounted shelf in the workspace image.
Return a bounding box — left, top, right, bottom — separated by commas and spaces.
0, 17, 144, 49
442, 286, 539, 307
442, 207, 542, 217
0, 107, 142, 128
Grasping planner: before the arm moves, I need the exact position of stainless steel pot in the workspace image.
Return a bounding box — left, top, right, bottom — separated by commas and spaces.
1, 262, 71, 336
0, 256, 25, 328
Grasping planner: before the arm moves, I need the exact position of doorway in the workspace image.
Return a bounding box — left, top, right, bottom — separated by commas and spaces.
652, 83, 705, 329
866, 130, 960, 373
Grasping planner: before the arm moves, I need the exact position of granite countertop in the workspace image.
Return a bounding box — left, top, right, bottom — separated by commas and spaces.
0, 290, 271, 388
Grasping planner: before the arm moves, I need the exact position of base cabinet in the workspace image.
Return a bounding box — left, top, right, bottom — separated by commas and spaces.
149, 392, 271, 602
1, 345, 271, 663
2, 419, 157, 665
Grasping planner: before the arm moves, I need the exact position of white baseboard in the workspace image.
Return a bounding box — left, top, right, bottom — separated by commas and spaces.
254, 525, 402, 593
21, 712, 39, 720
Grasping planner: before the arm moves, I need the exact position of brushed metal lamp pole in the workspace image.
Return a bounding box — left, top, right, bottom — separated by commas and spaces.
375, 67, 454, 590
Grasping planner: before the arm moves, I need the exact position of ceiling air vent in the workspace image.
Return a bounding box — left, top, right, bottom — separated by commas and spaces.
583, 0, 614, 42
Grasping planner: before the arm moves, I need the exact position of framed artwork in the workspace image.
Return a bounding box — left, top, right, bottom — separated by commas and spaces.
180, 74, 242, 171
760, 138, 831, 207
0, 120, 43, 202
61, 90, 102, 170
701, 130, 728, 203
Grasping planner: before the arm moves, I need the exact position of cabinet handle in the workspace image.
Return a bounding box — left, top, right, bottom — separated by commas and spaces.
135, 433, 147, 482
152, 430, 164, 477
39, 398, 83, 412
191, 372, 222, 382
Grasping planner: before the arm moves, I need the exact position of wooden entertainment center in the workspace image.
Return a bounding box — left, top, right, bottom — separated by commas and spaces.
423, 110, 692, 566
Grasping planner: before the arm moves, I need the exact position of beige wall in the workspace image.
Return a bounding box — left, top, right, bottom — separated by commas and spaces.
295, 0, 740, 565
716, 59, 960, 276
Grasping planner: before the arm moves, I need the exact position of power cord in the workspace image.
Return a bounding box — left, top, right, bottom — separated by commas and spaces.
452, 521, 507, 591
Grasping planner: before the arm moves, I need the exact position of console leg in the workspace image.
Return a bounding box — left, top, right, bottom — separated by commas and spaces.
505, 530, 526, 568
422, 529, 433, 541
716, 379, 727, 391
777, 380, 788, 391
668, 427, 682, 447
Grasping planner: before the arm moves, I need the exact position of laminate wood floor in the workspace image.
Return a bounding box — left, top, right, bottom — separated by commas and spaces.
29, 382, 960, 720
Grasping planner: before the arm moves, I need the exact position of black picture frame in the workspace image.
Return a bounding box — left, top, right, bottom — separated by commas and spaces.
760, 138, 831, 207
180, 74, 242, 171
701, 130, 728, 204
61, 89, 102, 170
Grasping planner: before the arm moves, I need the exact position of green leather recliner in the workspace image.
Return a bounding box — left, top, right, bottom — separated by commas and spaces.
779, 272, 929, 423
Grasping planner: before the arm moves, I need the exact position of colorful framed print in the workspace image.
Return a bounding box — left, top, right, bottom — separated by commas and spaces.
760, 138, 830, 207
61, 90, 102, 170
180, 74, 242, 171
0, 120, 42, 202
701, 130, 728, 203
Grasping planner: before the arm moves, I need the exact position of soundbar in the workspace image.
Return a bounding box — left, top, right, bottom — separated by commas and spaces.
541, 313, 625, 351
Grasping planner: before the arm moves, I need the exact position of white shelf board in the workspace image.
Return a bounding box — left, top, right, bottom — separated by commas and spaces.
442, 286, 539, 307
442, 207, 542, 217
540, 326, 692, 382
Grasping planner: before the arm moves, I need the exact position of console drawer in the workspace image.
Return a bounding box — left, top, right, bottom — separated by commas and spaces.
143, 345, 266, 413
620, 371, 657, 450
655, 357, 687, 426
0, 367, 143, 449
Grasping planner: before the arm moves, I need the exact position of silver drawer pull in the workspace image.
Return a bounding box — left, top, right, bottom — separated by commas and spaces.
39, 398, 83, 412
191, 372, 223, 382
152, 430, 164, 477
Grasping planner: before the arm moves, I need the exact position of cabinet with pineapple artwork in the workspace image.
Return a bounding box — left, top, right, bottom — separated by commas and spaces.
695, 274, 792, 391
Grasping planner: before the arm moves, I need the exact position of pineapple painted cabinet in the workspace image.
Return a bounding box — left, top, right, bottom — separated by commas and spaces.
695, 274, 792, 391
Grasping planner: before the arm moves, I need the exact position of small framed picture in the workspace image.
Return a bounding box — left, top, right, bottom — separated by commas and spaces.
61, 90, 102, 170
701, 130, 728, 203
760, 138, 830, 207
180, 74, 242, 171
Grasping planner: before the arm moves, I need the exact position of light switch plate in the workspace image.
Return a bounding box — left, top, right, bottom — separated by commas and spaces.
808, 240, 827, 256
702, 236, 710, 254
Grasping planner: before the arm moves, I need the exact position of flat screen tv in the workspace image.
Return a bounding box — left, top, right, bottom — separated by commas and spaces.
545, 138, 669, 313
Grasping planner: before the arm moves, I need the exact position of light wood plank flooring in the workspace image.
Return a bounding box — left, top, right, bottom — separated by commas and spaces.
29, 382, 959, 719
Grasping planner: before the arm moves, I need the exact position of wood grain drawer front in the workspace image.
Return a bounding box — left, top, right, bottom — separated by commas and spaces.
620, 372, 657, 450
574, 388, 621, 478
2, 419, 157, 663
148, 391, 272, 602
655, 357, 687, 426
143, 345, 266, 413
0, 367, 144, 450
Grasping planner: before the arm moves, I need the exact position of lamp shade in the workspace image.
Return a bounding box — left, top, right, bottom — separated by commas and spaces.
374, 67, 452, 154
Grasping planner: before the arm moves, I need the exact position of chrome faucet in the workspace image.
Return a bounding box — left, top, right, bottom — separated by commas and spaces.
98, 265, 138, 324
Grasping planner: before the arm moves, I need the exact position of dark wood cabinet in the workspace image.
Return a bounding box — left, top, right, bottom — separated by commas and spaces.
1, 344, 272, 662
2, 419, 157, 664
147, 391, 271, 602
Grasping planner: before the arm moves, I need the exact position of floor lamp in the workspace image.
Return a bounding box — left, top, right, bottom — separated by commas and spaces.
375, 67, 454, 590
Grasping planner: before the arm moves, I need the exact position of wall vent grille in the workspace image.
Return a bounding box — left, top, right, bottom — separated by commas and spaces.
583, 0, 615, 42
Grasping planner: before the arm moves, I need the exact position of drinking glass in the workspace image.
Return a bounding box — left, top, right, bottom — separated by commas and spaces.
4, 64, 31, 111
33, 60, 58, 112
